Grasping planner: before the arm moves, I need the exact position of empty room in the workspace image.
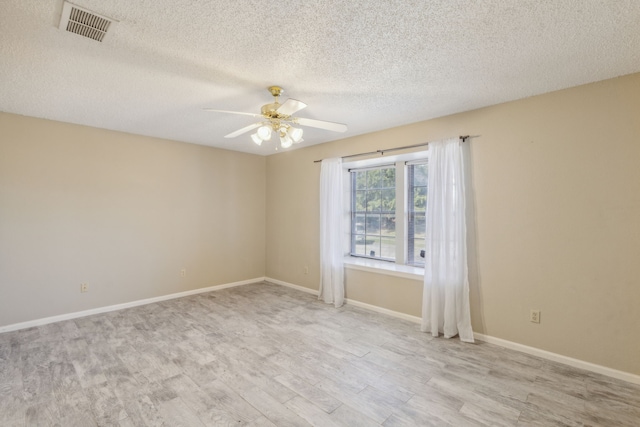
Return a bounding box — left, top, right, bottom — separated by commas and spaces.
1, 1, 639, 426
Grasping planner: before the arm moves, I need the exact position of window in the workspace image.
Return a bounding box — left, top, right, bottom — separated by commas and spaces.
348, 154, 428, 267
407, 162, 427, 266
350, 166, 396, 260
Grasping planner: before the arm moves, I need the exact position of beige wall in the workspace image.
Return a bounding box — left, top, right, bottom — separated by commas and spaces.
266, 73, 640, 375
0, 113, 266, 326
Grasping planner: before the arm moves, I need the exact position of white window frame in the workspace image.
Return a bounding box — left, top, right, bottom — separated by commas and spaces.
342, 151, 428, 279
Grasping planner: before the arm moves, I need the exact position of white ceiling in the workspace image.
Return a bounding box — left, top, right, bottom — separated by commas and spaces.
1, 1, 640, 155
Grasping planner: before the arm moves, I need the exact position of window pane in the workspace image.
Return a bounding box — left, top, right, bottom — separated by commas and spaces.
381, 168, 395, 188
354, 190, 366, 212
413, 214, 425, 238
367, 169, 382, 188
355, 171, 367, 190
353, 214, 365, 234
410, 238, 425, 265
366, 214, 380, 234
381, 236, 395, 259
413, 186, 427, 212
413, 163, 428, 186
365, 235, 380, 258
353, 234, 366, 255
381, 189, 395, 213
366, 190, 381, 212
381, 214, 395, 236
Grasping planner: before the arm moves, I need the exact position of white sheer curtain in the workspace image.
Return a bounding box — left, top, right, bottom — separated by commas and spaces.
421, 137, 474, 342
319, 158, 344, 307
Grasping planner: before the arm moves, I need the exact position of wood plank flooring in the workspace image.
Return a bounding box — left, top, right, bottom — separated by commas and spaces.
1, 282, 638, 426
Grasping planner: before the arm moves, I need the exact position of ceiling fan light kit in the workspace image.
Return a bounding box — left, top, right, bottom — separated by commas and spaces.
204, 86, 347, 150
251, 122, 302, 148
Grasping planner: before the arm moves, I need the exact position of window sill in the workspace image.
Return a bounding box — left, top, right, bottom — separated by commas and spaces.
343, 257, 424, 281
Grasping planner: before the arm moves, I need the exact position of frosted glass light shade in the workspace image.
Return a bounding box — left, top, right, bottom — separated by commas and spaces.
251, 133, 263, 145
257, 125, 272, 140
280, 134, 293, 148
290, 127, 303, 142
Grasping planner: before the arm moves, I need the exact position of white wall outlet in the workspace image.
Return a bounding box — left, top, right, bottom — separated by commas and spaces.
304, 266, 309, 275
530, 309, 541, 323
80, 283, 88, 293
180, 268, 186, 277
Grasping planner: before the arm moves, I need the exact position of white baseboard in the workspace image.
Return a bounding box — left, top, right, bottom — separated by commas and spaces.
473, 333, 640, 385
0, 277, 265, 334
264, 277, 640, 385
264, 277, 422, 323
264, 277, 319, 295
343, 298, 422, 324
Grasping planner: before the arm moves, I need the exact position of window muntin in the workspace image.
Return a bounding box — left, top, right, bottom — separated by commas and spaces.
350, 166, 396, 261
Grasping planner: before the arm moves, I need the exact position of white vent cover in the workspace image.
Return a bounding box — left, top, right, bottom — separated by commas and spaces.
58, 1, 115, 42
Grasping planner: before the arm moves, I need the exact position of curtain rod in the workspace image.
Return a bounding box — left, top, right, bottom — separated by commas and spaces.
313, 135, 477, 163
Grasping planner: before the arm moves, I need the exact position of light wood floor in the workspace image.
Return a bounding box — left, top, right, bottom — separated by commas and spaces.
1, 282, 638, 426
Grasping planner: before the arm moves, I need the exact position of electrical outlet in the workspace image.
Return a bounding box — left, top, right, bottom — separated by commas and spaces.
304, 266, 309, 275
180, 268, 186, 277
80, 283, 88, 293
530, 309, 541, 323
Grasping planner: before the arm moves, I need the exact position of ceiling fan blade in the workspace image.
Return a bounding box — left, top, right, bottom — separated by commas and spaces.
294, 117, 348, 133
204, 108, 262, 119
224, 122, 262, 138
277, 99, 307, 116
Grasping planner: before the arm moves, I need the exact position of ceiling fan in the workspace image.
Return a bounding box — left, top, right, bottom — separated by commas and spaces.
204, 86, 347, 148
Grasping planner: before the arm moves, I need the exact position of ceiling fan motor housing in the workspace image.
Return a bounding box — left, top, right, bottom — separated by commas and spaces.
261, 85, 286, 118
261, 102, 283, 118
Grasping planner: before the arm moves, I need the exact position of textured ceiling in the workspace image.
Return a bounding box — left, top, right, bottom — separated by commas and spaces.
1, 1, 640, 155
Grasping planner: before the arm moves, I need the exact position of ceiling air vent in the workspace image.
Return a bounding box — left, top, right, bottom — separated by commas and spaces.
58, 1, 115, 42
